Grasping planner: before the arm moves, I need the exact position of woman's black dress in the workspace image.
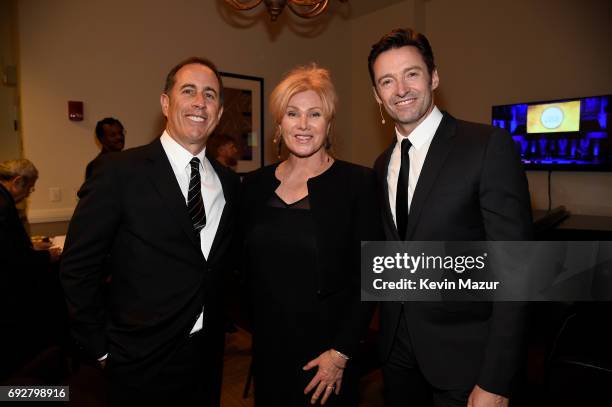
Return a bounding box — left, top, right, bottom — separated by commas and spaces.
241, 161, 381, 406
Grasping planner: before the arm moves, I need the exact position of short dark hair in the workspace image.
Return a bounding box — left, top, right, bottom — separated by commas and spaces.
206, 133, 237, 159
163, 57, 224, 104
95, 117, 124, 141
368, 28, 436, 86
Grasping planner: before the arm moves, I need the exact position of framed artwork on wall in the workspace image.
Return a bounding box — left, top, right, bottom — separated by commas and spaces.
210, 72, 264, 174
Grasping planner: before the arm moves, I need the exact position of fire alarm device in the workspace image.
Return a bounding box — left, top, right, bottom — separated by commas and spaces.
68, 101, 84, 121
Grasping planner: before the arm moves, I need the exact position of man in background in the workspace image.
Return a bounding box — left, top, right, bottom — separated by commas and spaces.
0, 159, 61, 380
206, 132, 240, 170
85, 117, 125, 179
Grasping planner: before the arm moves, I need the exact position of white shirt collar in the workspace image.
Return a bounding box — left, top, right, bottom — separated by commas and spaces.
160, 130, 207, 174
395, 106, 443, 150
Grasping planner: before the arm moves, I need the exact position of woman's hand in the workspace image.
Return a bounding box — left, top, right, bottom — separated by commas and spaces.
303, 349, 347, 405
32, 240, 52, 251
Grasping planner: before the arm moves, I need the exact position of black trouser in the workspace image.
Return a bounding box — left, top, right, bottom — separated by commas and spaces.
108, 330, 224, 407
382, 309, 470, 407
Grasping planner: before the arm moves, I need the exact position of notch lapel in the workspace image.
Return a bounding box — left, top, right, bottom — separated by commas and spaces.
145, 140, 201, 249
406, 113, 457, 240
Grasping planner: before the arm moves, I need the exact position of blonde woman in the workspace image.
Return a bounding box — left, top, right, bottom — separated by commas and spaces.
241, 64, 381, 406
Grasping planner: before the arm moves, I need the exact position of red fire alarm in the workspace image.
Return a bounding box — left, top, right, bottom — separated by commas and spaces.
68, 101, 84, 121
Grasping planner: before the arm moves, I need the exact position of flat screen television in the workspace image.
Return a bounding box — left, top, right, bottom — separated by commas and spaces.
492, 94, 611, 171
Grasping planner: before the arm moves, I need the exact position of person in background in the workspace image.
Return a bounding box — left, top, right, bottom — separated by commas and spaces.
207, 132, 240, 170
0, 158, 61, 380
61, 57, 240, 406
85, 117, 125, 179
369, 28, 533, 407
241, 64, 381, 406
207, 132, 242, 333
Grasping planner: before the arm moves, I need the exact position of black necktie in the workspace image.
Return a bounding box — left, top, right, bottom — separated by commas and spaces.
395, 138, 411, 239
188, 157, 206, 234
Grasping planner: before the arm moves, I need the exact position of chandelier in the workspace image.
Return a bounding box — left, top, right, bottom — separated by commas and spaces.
224, 0, 348, 21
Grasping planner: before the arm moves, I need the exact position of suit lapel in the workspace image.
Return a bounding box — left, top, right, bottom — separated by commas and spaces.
145, 140, 200, 249
207, 157, 235, 262
377, 141, 401, 240
406, 113, 456, 240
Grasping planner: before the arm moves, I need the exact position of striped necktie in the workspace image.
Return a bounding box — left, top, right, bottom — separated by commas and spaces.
188, 157, 206, 234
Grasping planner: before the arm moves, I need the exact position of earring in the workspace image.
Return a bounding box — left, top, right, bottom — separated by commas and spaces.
274, 126, 283, 159
273, 126, 282, 145
276, 137, 283, 159
325, 135, 332, 149
378, 103, 386, 124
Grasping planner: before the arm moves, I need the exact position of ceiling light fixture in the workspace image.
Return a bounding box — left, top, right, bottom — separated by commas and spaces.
224, 0, 348, 21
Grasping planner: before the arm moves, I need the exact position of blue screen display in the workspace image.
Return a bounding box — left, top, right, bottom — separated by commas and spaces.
492, 95, 611, 171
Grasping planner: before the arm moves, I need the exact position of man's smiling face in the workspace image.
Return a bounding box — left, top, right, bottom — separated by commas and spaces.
372, 46, 439, 135
161, 63, 224, 154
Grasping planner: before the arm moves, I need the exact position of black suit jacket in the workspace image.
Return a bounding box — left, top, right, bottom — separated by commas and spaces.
240, 160, 382, 358
374, 112, 533, 396
84, 152, 108, 180
0, 184, 50, 323
60, 139, 240, 385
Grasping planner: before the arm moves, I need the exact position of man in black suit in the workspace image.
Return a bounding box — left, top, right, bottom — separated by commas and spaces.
368, 29, 533, 406
61, 57, 240, 406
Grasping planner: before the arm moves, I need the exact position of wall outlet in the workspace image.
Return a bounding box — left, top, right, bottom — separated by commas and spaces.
49, 187, 61, 202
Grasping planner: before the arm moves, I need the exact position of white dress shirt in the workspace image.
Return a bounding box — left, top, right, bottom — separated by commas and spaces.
160, 130, 225, 334
387, 106, 443, 228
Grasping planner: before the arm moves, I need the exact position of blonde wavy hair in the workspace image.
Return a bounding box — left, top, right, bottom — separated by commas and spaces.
269, 63, 338, 150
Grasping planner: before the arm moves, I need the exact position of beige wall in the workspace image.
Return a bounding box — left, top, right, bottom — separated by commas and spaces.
0, 0, 21, 162
352, 0, 612, 215
17, 0, 612, 227
349, 0, 418, 167
425, 0, 612, 215
18, 0, 354, 222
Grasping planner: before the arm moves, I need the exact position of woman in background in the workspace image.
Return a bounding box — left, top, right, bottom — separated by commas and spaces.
241, 64, 381, 406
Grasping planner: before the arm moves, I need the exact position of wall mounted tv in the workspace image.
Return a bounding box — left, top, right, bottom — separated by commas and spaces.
492, 94, 611, 171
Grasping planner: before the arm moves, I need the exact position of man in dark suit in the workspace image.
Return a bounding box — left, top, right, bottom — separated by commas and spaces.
368, 28, 533, 406
1, 159, 62, 380
60, 57, 240, 406
85, 117, 126, 180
